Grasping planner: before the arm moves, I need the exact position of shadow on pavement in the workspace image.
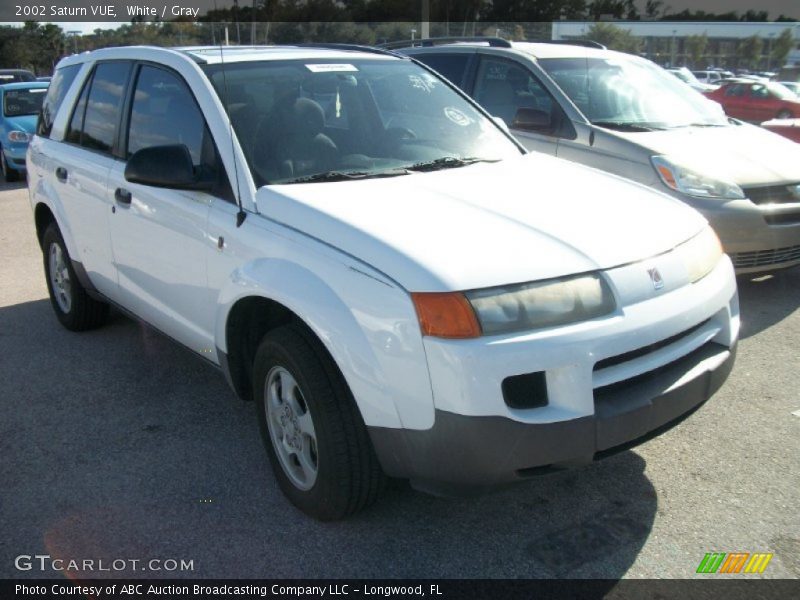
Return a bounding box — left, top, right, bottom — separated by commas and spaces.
736, 267, 800, 340
1, 298, 657, 579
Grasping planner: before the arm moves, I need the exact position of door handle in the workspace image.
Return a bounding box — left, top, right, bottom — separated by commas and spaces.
55, 167, 68, 183
114, 187, 132, 205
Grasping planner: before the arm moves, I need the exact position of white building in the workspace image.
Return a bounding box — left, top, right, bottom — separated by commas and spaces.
551, 21, 800, 70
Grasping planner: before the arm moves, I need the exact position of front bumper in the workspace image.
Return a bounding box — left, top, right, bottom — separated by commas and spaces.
370, 341, 735, 492
3, 145, 28, 173
686, 195, 800, 273
369, 255, 739, 492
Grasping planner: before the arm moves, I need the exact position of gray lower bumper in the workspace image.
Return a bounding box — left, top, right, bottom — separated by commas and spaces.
368, 341, 736, 494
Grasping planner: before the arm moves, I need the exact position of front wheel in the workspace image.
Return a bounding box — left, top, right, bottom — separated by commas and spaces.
253, 324, 385, 520
42, 224, 109, 331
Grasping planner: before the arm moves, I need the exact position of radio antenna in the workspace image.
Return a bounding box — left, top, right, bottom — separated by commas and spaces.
214, 0, 246, 227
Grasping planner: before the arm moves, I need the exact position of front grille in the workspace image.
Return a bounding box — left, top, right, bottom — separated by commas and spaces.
764, 212, 800, 226
744, 183, 800, 205
730, 244, 800, 269
593, 318, 710, 373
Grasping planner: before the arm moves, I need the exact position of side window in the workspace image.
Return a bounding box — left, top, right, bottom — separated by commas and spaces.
127, 65, 232, 201
474, 57, 555, 129
417, 54, 471, 89
724, 84, 744, 97
66, 61, 131, 153
37, 63, 80, 138
750, 84, 768, 99
65, 72, 91, 145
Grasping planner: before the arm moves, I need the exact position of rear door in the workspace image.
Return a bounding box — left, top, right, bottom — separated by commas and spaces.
106, 62, 233, 355
42, 61, 133, 297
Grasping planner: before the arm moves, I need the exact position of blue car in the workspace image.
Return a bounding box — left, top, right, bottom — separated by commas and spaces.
0, 81, 48, 182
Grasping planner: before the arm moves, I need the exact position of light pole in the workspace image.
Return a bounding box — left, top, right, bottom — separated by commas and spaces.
66, 30, 80, 54
767, 32, 775, 71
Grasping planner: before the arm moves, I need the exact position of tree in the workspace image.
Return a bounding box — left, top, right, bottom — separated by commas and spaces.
585, 22, 642, 54
684, 34, 708, 68
737, 35, 763, 70
644, 0, 665, 19
771, 28, 795, 68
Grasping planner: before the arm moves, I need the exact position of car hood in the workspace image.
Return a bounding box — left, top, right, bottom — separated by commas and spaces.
610, 123, 800, 186
3, 114, 37, 135
257, 153, 705, 292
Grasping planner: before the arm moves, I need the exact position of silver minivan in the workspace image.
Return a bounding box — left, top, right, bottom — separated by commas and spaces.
397, 39, 800, 273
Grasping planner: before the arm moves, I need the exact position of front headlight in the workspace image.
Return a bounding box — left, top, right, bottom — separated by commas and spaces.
652, 155, 744, 199
8, 130, 31, 143
675, 226, 723, 283
465, 273, 616, 335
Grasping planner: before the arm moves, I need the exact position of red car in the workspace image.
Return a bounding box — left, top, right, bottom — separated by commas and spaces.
761, 118, 800, 143
705, 80, 800, 122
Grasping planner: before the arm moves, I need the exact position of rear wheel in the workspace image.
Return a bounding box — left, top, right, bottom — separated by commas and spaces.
253, 324, 385, 520
42, 223, 109, 331
1, 149, 20, 182
777, 109, 793, 119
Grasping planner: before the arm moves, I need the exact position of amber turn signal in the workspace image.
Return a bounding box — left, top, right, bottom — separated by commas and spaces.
411, 292, 481, 339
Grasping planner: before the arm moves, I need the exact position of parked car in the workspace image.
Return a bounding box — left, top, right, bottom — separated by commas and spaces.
761, 118, 800, 143
779, 81, 800, 96
705, 80, 800, 121
668, 67, 717, 92
0, 69, 36, 83
0, 81, 48, 181
692, 70, 723, 85
29, 44, 739, 519
395, 38, 800, 273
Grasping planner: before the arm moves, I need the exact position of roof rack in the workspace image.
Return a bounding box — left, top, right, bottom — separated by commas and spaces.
295, 43, 403, 58
378, 37, 512, 50
527, 39, 607, 50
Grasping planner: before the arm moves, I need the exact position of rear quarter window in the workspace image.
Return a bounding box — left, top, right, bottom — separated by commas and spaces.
37, 64, 81, 138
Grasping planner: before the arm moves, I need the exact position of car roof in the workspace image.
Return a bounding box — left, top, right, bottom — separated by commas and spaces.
57, 44, 401, 68
404, 40, 635, 62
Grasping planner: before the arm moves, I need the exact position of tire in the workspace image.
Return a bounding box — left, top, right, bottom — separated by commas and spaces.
42, 223, 109, 331
1, 149, 20, 182
777, 109, 793, 119
253, 324, 386, 520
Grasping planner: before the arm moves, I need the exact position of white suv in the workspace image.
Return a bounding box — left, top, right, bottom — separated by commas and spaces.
29, 44, 738, 519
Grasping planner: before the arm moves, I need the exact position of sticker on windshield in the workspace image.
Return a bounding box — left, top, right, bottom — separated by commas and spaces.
444, 107, 472, 127
305, 64, 359, 73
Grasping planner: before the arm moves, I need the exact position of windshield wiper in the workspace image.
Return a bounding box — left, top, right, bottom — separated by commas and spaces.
591, 121, 665, 132
406, 156, 501, 172
280, 168, 410, 184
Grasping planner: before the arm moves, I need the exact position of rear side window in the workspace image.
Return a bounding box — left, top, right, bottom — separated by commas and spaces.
416, 54, 470, 89
66, 61, 132, 154
37, 64, 80, 137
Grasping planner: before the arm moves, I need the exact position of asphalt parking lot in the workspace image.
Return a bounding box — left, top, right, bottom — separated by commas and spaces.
1, 179, 798, 580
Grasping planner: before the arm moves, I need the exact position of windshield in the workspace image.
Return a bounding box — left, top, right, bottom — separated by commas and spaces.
539, 56, 727, 129
3, 87, 47, 117
202, 58, 521, 185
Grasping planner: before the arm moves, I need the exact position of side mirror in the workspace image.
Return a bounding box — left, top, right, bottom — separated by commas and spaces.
512, 108, 553, 133
125, 144, 210, 191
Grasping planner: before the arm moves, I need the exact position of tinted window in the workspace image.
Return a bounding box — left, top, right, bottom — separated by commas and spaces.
4, 88, 47, 117
37, 64, 80, 137
0, 70, 36, 83
474, 57, 554, 127
81, 62, 131, 153
127, 65, 231, 199
724, 84, 745, 97
127, 65, 205, 162
417, 54, 470, 88
65, 73, 90, 145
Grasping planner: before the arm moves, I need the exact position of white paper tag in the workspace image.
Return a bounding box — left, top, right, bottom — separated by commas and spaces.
305, 64, 359, 73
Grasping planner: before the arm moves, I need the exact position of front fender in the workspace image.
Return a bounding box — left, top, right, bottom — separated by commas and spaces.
214, 258, 435, 430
